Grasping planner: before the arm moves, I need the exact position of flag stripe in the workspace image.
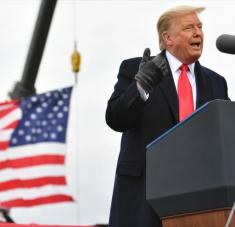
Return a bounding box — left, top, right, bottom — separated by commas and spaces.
0, 129, 14, 141
0, 185, 72, 201
1, 194, 74, 208
0, 176, 66, 191
0, 143, 66, 160
0, 102, 18, 118
0, 165, 66, 182
0, 141, 9, 150
0, 100, 18, 108
0, 154, 65, 169
3, 120, 19, 129
0, 107, 21, 129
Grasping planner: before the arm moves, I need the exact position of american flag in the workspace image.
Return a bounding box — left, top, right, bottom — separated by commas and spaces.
0, 87, 74, 208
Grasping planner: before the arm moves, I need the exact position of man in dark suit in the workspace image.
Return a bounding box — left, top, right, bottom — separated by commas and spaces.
105, 5, 229, 227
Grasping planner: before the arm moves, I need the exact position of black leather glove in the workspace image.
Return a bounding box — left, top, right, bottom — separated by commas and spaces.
135, 48, 163, 93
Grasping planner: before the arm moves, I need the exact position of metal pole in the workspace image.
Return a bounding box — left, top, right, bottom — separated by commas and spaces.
9, 0, 57, 99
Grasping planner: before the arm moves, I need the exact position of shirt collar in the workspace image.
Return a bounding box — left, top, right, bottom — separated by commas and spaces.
165, 51, 195, 74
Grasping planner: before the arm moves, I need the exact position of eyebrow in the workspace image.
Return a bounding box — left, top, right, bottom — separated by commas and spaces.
182, 21, 203, 27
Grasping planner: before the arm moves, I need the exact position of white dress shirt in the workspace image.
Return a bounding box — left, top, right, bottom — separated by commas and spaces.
165, 51, 196, 109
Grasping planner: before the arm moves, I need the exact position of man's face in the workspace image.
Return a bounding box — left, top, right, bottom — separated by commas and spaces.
164, 13, 204, 64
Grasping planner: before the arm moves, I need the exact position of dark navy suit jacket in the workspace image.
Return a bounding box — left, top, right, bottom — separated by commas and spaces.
105, 51, 229, 227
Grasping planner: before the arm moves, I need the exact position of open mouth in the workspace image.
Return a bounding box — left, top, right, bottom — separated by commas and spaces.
190, 42, 201, 50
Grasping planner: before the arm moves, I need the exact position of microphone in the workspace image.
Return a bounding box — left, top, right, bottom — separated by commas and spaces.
216, 34, 235, 54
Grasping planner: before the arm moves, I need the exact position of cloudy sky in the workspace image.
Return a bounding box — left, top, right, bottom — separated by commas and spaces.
0, 0, 235, 225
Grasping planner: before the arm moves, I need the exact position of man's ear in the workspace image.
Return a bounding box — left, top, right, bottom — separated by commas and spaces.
162, 31, 173, 47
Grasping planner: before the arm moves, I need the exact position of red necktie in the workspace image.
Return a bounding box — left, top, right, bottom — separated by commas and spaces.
178, 64, 194, 122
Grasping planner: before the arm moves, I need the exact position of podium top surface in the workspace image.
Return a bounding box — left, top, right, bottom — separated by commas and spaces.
147, 99, 226, 150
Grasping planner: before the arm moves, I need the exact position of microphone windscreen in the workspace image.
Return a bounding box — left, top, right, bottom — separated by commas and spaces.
216, 34, 235, 54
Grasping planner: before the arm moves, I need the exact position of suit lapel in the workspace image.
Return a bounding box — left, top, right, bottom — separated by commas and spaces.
152, 54, 214, 121
152, 52, 179, 122
194, 61, 213, 108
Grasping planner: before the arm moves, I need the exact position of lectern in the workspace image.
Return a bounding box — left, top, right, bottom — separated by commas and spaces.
146, 100, 235, 227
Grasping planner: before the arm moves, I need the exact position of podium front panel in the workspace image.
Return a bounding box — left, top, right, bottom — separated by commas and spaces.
146, 100, 235, 217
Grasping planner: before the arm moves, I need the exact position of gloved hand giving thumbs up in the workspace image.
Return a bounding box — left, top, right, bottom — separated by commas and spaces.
135, 48, 163, 93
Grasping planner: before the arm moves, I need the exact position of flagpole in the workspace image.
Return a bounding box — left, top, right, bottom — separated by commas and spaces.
70, 1, 81, 224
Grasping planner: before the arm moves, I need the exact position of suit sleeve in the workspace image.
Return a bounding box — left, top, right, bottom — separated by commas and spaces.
212, 75, 230, 100
223, 77, 230, 100
105, 59, 147, 132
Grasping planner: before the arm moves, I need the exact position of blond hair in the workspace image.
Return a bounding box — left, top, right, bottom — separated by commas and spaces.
157, 5, 205, 51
